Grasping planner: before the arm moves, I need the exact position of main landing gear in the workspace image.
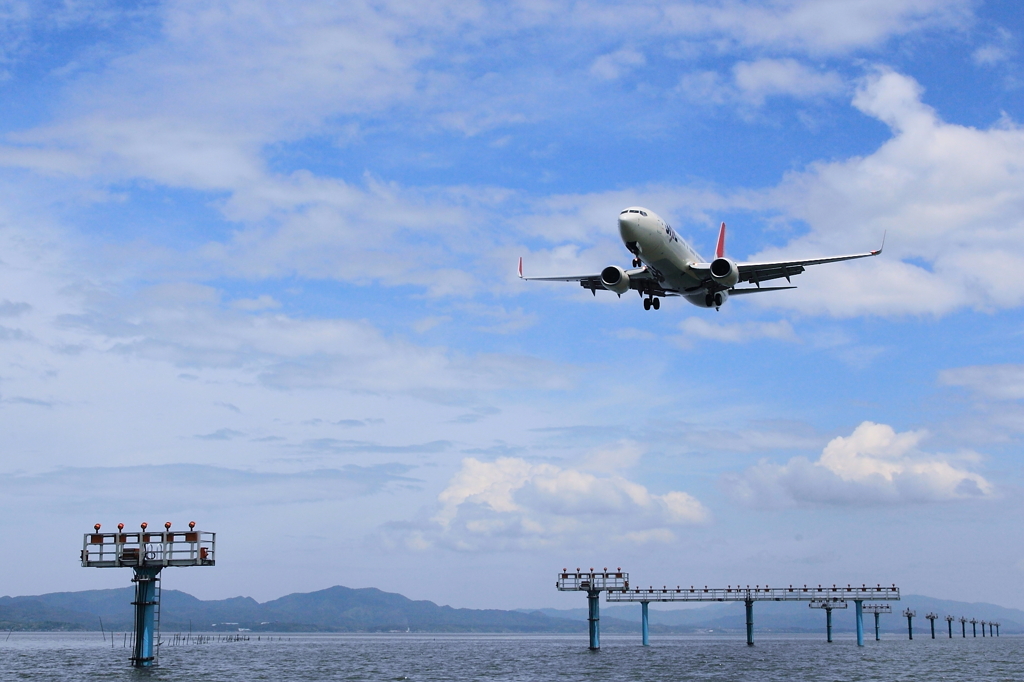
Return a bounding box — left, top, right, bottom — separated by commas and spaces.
643, 297, 660, 311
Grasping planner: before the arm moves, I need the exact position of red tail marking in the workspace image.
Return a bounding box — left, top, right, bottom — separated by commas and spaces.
715, 222, 726, 258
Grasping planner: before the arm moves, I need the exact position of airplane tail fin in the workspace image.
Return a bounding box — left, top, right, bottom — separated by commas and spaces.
517, 256, 523, 278
715, 222, 726, 258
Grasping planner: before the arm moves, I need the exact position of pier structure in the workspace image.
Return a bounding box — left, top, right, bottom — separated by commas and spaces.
903, 609, 916, 640
945, 615, 954, 638
604, 582, 900, 647
809, 599, 846, 643
926, 613, 938, 639
970, 618, 978, 637
82, 522, 215, 668
993, 622, 1000, 636
960, 617, 967, 637
862, 603, 891, 641
556, 569, 628, 649
981, 620, 987, 637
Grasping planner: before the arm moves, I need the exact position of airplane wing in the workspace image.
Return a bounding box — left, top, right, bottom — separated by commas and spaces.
517, 258, 675, 296
692, 235, 884, 287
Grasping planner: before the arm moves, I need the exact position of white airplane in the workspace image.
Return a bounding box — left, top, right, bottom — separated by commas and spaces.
519, 206, 883, 310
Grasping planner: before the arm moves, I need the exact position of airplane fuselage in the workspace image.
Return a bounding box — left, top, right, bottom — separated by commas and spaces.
618, 207, 715, 307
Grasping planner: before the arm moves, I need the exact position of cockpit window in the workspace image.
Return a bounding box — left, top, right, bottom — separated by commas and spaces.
640, 211, 647, 216
620, 210, 628, 214
629, 209, 638, 213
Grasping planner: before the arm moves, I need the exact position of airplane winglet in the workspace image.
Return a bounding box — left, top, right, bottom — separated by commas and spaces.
872, 231, 886, 256
517, 256, 523, 279
715, 222, 726, 258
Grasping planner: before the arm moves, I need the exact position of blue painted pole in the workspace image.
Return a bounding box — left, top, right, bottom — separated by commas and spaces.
641, 601, 649, 646
745, 600, 754, 646
874, 612, 881, 641
587, 590, 600, 650
131, 567, 161, 668
856, 600, 864, 647
826, 608, 833, 643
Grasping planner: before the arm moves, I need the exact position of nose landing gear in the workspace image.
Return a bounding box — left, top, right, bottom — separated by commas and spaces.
643, 297, 660, 311
632, 258, 641, 267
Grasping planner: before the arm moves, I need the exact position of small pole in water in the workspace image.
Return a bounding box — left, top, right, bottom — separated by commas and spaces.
903, 609, 915, 640
926, 613, 937, 639
100, 617, 105, 642
641, 601, 649, 646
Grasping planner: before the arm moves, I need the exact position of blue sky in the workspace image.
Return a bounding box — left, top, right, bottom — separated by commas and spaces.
1, 0, 1023, 610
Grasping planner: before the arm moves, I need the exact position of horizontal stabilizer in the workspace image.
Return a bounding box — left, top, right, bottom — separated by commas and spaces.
728, 286, 796, 295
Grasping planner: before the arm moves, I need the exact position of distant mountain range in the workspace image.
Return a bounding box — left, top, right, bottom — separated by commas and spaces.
1, 585, 1020, 634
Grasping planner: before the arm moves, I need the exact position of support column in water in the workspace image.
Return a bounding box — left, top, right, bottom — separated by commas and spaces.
947, 616, 953, 638
130, 567, 162, 668
641, 601, 649, 647
745, 600, 754, 646
875, 612, 881, 641
587, 590, 600, 650
826, 608, 833, 643
855, 600, 864, 647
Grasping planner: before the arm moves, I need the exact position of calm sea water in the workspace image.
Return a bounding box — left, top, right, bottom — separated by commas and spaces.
0, 632, 1018, 681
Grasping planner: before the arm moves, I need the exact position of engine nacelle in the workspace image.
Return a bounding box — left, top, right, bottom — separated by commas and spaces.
710, 257, 739, 288
601, 265, 630, 295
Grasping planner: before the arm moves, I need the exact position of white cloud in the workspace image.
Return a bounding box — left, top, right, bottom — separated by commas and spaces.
232, 295, 281, 311
972, 28, 1014, 66
677, 317, 797, 345
939, 364, 1024, 401
722, 421, 993, 507
732, 58, 844, 105
419, 451, 708, 550
658, 0, 971, 55
590, 48, 645, 80
742, 68, 1024, 316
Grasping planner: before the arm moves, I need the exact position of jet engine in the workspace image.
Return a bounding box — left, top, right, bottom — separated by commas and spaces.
710, 257, 739, 288
601, 265, 630, 295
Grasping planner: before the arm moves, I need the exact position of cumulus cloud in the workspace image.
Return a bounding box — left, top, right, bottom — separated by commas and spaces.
722, 421, 992, 507
402, 445, 708, 550
741, 68, 1024, 316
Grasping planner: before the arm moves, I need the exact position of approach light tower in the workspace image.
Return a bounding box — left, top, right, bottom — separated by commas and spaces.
82, 522, 215, 668
862, 603, 891, 641
903, 609, 916, 640
926, 613, 938, 639
945, 615, 955, 638
810, 600, 847, 643
556, 568, 628, 650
